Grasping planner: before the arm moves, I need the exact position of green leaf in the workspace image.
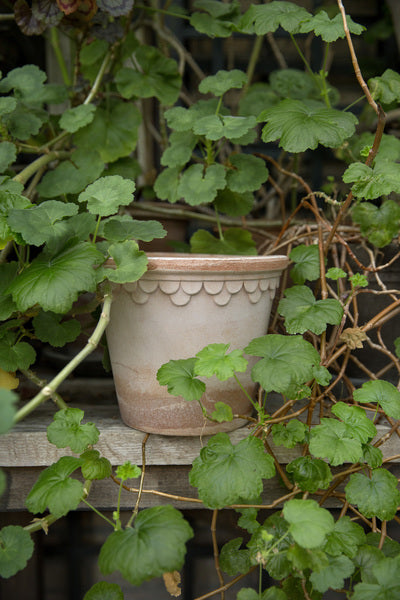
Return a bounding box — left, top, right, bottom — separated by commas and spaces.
189, 433, 275, 508
239, 83, 279, 117
271, 420, 307, 449
33, 311, 81, 347
0, 338, 36, 372
331, 402, 376, 443
37, 149, 105, 198
199, 69, 247, 96
59, 104, 96, 133
248, 513, 292, 578
0, 141, 17, 172
3, 104, 46, 140
75, 103, 142, 163
80, 450, 112, 481
289, 244, 320, 284
345, 469, 400, 521
210, 402, 233, 423
98, 506, 193, 585
350, 273, 369, 288
115, 46, 181, 105
161, 131, 198, 168
312, 365, 332, 386
260, 99, 357, 152
105, 241, 148, 284
194, 343, 247, 381
178, 164, 226, 205
0, 526, 34, 578
157, 358, 206, 401
310, 554, 355, 593
7, 240, 103, 313
300, 11, 364, 42
83, 581, 124, 600
25, 456, 84, 517
237, 508, 259, 534
324, 516, 366, 558
352, 200, 400, 247
239, 2, 311, 35
283, 499, 334, 549
269, 68, 320, 101
101, 215, 166, 243
326, 267, 347, 280
0, 64, 46, 95
78, 176, 135, 217
193, 114, 256, 141
115, 461, 141, 482
190, 228, 257, 255
353, 379, 400, 419
309, 419, 363, 466
154, 167, 181, 203
219, 537, 252, 575
0, 389, 17, 434
245, 334, 321, 395
190, 0, 241, 37
286, 457, 332, 493
366, 532, 400, 557
343, 162, 400, 200
278, 285, 343, 335
0, 97, 17, 116
362, 444, 383, 469
225, 154, 268, 193
213, 189, 254, 217
47, 408, 99, 453
8, 200, 78, 246
0, 191, 32, 246
103, 157, 141, 181
352, 555, 400, 600
369, 69, 400, 104
0, 263, 18, 319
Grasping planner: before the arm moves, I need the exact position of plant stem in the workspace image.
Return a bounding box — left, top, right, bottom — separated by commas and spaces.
211, 510, 225, 600
244, 35, 263, 93
233, 374, 258, 411
133, 3, 190, 20
14, 289, 112, 423
84, 52, 112, 105
81, 499, 116, 528
21, 370, 68, 410
12, 151, 70, 186
127, 433, 150, 527
50, 28, 71, 87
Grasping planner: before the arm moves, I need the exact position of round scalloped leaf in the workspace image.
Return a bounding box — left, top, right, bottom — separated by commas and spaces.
324, 516, 366, 558
286, 456, 332, 493
272, 420, 307, 449
177, 164, 226, 206
0, 64, 46, 95
199, 69, 247, 96
193, 115, 256, 141
0, 389, 17, 434
210, 402, 233, 423
101, 216, 166, 243
344, 162, 400, 200
37, 149, 104, 198
0, 339, 36, 372
283, 499, 334, 549
194, 343, 247, 381
161, 131, 198, 168
309, 418, 363, 466
345, 469, 400, 521
115, 461, 141, 482
3, 105, 46, 141
239, 2, 311, 35
190, 0, 241, 38
332, 402, 376, 443
157, 358, 206, 402
32, 311, 81, 347
300, 11, 364, 42
278, 285, 343, 335
154, 166, 181, 203
353, 379, 400, 420
8, 200, 78, 246
105, 240, 148, 284
190, 228, 257, 255
98, 506, 193, 585
213, 189, 254, 217
226, 153, 268, 193
189, 433, 275, 508
80, 450, 112, 481
310, 554, 355, 593
219, 538, 251, 576
0, 526, 34, 578
0, 142, 17, 173
83, 581, 124, 600
78, 176, 135, 216
47, 408, 99, 453
289, 244, 320, 284
59, 103, 96, 133
369, 69, 400, 104
352, 555, 400, 600
351, 200, 400, 247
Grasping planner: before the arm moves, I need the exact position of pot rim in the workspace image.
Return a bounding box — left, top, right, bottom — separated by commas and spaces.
145, 252, 288, 273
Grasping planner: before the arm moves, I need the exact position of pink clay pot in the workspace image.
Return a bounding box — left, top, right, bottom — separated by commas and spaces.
106, 253, 288, 436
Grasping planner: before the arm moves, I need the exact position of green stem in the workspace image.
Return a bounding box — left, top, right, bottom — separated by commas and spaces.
133, 3, 190, 20
21, 370, 68, 410
84, 52, 112, 105
245, 35, 263, 93
24, 514, 59, 534
290, 33, 315, 79
50, 28, 71, 87
234, 374, 258, 412
214, 207, 224, 241
215, 95, 223, 116
92, 215, 102, 244
319, 44, 332, 108
13, 151, 70, 186
14, 289, 112, 423
82, 499, 116, 528
114, 480, 123, 530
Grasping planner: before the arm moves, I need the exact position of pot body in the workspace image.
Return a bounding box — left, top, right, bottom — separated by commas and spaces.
106, 254, 288, 435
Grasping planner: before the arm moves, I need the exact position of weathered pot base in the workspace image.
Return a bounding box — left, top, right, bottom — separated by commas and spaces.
106, 253, 288, 436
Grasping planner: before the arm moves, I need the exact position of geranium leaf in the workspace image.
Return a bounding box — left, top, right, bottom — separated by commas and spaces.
157, 358, 206, 401
219, 538, 252, 576
331, 402, 376, 443
362, 444, 383, 469
353, 379, 400, 419
37, 149, 104, 198
0, 263, 18, 319
213, 189, 254, 217
105, 240, 148, 284
239, 2, 311, 35
271, 420, 307, 449
324, 516, 366, 558
80, 450, 112, 481
225, 154, 268, 193
47, 408, 99, 453
309, 419, 363, 466
78, 176, 135, 216
190, 0, 241, 38
33, 311, 81, 347
260, 99, 357, 152
345, 469, 400, 521
210, 402, 233, 423
115, 461, 141, 482
161, 131, 198, 168
352, 555, 400, 600
75, 103, 142, 163
300, 11, 364, 42
286, 456, 332, 493
59, 103, 96, 133
199, 69, 247, 96
115, 46, 181, 105
0, 526, 34, 578
177, 164, 226, 205
83, 581, 124, 600
283, 499, 334, 549
189, 228, 257, 255
7, 240, 103, 313
193, 115, 256, 141
101, 215, 166, 243
310, 554, 355, 593
289, 244, 320, 284
343, 162, 400, 200
25, 456, 84, 517
369, 68, 400, 104
3, 104, 46, 140
98, 506, 193, 585
245, 334, 321, 395
0, 338, 36, 372
189, 433, 275, 508
0, 64, 46, 95
0, 389, 17, 434
352, 200, 400, 247
8, 200, 78, 246
154, 167, 181, 203
278, 285, 343, 335
0, 142, 17, 172
0, 191, 32, 247
194, 343, 248, 381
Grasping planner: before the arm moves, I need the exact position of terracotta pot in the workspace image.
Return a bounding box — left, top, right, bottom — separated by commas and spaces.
106, 253, 288, 435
